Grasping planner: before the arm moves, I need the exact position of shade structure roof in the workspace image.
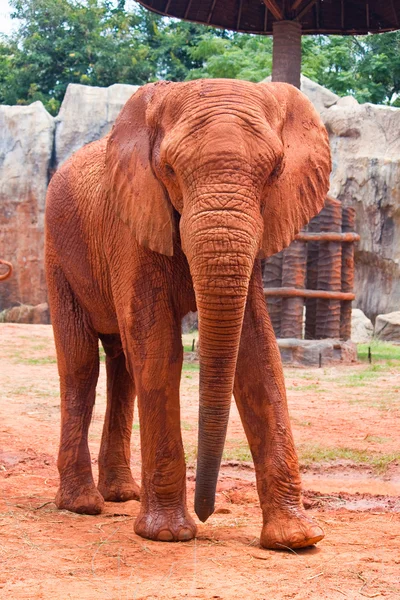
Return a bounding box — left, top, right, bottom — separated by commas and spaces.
135, 1, 400, 35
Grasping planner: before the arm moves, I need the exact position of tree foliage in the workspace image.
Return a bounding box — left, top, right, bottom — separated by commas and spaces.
301, 33, 400, 106
1, 0, 400, 114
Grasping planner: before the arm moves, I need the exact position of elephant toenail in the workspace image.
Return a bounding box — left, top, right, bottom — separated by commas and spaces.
178, 528, 193, 541
157, 529, 174, 541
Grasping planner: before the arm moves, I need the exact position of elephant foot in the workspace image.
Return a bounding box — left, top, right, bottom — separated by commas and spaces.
260, 507, 324, 550
134, 507, 197, 542
56, 483, 104, 515
98, 469, 141, 503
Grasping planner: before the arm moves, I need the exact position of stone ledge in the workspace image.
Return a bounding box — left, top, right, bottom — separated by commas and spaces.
184, 338, 358, 367
278, 338, 358, 366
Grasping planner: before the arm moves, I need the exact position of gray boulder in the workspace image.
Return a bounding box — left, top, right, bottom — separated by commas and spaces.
277, 338, 357, 366
0, 302, 50, 324
351, 308, 374, 343
299, 75, 339, 113
0, 102, 55, 310
375, 311, 400, 342
0, 83, 141, 313
263, 75, 339, 113
55, 83, 139, 167
322, 99, 400, 321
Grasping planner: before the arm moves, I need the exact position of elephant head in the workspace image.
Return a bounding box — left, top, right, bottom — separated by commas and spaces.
105, 79, 331, 522
0, 260, 12, 281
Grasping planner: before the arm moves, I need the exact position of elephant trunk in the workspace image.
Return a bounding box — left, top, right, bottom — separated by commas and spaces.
181, 195, 261, 522
194, 287, 249, 522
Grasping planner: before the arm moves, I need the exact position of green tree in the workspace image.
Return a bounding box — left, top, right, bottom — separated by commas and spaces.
354, 32, 400, 105
2, 0, 400, 114
302, 33, 400, 106
0, 0, 159, 114
141, 17, 215, 81
187, 32, 272, 81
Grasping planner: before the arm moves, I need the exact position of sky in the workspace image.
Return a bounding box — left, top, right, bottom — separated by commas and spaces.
0, 0, 14, 35
0, 0, 139, 36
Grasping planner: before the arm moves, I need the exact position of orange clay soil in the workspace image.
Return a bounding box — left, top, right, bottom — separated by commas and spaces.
1, 324, 399, 599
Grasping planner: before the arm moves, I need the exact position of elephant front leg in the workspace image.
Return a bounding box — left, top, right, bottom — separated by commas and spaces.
233, 263, 324, 550
132, 356, 196, 542
117, 289, 197, 545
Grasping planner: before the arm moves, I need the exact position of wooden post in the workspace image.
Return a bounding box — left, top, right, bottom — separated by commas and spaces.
315, 198, 343, 339
263, 252, 283, 337
304, 214, 320, 339
268, 17, 302, 337
280, 240, 307, 338
272, 20, 302, 88
340, 207, 356, 340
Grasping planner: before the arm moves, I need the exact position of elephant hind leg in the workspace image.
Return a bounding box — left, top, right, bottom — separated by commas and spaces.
97, 334, 140, 502
47, 261, 104, 515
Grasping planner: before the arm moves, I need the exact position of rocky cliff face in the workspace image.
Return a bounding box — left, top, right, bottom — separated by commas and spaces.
325, 98, 400, 321
0, 102, 54, 310
299, 77, 400, 321
0, 83, 137, 310
1, 78, 399, 321
55, 83, 138, 168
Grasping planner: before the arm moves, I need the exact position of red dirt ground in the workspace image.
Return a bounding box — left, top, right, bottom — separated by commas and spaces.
1, 324, 399, 599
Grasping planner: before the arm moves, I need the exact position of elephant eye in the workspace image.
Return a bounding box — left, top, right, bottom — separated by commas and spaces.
165, 163, 175, 177
268, 156, 284, 183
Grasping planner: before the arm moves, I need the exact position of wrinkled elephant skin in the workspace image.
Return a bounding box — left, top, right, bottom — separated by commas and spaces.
45, 79, 331, 549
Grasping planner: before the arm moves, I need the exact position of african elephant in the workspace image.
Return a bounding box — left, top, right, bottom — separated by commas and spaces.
45, 79, 331, 549
0, 260, 12, 281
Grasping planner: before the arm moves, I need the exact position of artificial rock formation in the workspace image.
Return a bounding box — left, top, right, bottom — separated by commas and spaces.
55, 83, 138, 168
375, 311, 400, 342
298, 76, 400, 322
0, 102, 54, 310
1, 77, 400, 324
351, 308, 374, 344
0, 83, 138, 311
0, 302, 50, 325
277, 338, 357, 366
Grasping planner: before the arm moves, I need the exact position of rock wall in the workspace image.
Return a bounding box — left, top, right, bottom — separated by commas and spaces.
1, 78, 400, 321
0, 83, 137, 310
55, 83, 138, 168
299, 77, 400, 321
0, 102, 54, 309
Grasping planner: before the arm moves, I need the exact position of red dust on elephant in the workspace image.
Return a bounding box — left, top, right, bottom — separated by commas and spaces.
45, 79, 331, 549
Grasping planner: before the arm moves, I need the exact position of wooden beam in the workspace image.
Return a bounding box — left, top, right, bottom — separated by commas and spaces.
207, 0, 217, 23
263, 0, 284, 21
291, 0, 304, 10
295, 232, 360, 243
236, 0, 243, 29
184, 0, 193, 19
391, 0, 399, 28
295, 0, 318, 20
263, 288, 356, 301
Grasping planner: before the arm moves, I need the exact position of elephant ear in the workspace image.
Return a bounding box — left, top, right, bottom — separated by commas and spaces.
258, 82, 331, 258
106, 81, 175, 256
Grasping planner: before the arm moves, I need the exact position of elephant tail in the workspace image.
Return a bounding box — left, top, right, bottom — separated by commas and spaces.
0, 260, 13, 281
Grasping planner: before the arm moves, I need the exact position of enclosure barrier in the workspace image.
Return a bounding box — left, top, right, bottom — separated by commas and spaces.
263, 198, 359, 341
